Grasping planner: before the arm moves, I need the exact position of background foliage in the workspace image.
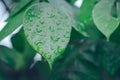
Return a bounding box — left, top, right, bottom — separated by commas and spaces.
0, 0, 120, 80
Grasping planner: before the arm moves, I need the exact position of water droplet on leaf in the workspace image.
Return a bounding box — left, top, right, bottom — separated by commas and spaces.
34, 40, 43, 46
56, 21, 60, 25
50, 14, 55, 18
36, 28, 42, 33
51, 36, 60, 42
40, 20, 44, 24
57, 46, 64, 53
64, 34, 70, 38
49, 26, 54, 32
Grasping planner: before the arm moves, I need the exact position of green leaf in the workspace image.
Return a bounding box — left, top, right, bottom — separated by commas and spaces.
10, 0, 33, 16
0, 0, 40, 41
78, 0, 99, 26
11, 28, 25, 53
93, 0, 119, 40
0, 11, 24, 41
0, 46, 24, 70
72, 0, 99, 37
23, 2, 72, 68
11, 28, 36, 67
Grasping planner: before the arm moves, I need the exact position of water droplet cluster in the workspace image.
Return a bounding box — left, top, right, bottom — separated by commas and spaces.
23, 2, 72, 66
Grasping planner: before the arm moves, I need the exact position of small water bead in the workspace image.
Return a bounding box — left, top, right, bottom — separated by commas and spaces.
64, 34, 70, 38
50, 46, 54, 50
49, 26, 54, 32
36, 24, 39, 27
66, 30, 70, 33
54, 50, 57, 54
65, 15, 68, 19
50, 14, 55, 18
37, 15, 41, 19
51, 36, 60, 42
57, 46, 64, 53
46, 54, 51, 60
37, 47, 43, 54
29, 17, 33, 22
56, 21, 61, 26
36, 28, 42, 33
27, 28, 31, 31
57, 11, 61, 14
29, 12, 36, 17
34, 40, 43, 46
39, 20, 44, 24
61, 39, 65, 42
39, 9, 43, 13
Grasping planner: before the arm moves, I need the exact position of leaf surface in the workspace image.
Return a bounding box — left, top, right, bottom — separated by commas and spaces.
23, 2, 72, 68
93, 0, 119, 40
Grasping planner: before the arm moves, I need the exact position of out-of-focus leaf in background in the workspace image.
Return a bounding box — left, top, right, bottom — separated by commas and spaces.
93, 0, 119, 40
96, 41, 120, 75
10, 0, 33, 16
0, 45, 24, 70
0, 0, 39, 41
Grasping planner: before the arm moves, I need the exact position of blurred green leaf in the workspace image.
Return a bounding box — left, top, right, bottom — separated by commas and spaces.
78, 0, 99, 26
0, 73, 3, 80
86, 21, 105, 40
11, 29, 25, 53
50, 41, 102, 80
0, 46, 24, 70
11, 28, 36, 67
10, 0, 33, 16
0, 0, 40, 41
0, 11, 24, 41
23, 2, 72, 68
96, 41, 120, 75
73, 0, 99, 37
93, 0, 119, 40
110, 25, 120, 44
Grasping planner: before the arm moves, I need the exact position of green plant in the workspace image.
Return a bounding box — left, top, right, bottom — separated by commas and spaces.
0, 0, 120, 80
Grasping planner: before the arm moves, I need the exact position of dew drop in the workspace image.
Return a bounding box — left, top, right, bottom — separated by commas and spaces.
39, 10, 43, 13
34, 40, 43, 46
61, 40, 65, 42
29, 17, 33, 22
51, 36, 60, 42
66, 30, 70, 33
46, 54, 51, 60
40, 20, 44, 24
50, 14, 55, 18
36, 28, 42, 33
51, 46, 54, 50
38, 47, 43, 54
36, 24, 39, 27
64, 34, 70, 38
27, 28, 31, 31
54, 50, 57, 54
37, 15, 40, 19
56, 21, 60, 25
57, 46, 64, 53
49, 26, 54, 32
